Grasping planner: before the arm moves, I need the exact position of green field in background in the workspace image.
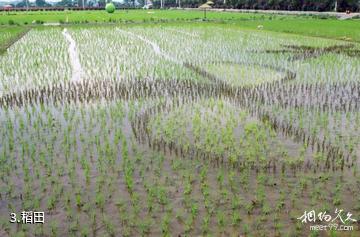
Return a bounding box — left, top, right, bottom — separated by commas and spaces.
0, 9, 359, 47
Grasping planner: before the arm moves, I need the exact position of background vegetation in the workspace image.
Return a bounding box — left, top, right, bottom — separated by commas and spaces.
0, 10, 359, 44
161, 0, 360, 12
4, 0, 360, 12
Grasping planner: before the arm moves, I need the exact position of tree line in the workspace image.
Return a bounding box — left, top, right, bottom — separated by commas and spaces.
154, 0, 359, 12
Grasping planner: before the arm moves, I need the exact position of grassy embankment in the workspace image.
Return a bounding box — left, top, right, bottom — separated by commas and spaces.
0, 27, 29, 54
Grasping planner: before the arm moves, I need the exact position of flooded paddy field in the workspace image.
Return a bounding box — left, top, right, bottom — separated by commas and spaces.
0, 24, 359, 236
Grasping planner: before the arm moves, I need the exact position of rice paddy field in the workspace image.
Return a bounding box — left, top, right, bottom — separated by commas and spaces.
0, 11, 360, 237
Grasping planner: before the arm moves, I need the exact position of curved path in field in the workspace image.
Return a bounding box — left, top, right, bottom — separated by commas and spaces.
163, 28, 200, 38
62, 28, 83, 83
117, 29, 182, 65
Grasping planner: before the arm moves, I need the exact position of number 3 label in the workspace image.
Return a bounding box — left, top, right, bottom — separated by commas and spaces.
10, 213, 17, 223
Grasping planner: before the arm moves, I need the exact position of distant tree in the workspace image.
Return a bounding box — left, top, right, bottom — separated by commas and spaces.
77, 0, 87, 8
15, 0, 29, 8
56, 0, 75, 7
288, 0, 301, 10
98, 0, 106, 7
35, 0, 51, 7
340, 0, 359, 11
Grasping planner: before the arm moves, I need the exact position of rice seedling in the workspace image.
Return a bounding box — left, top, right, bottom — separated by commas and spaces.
0, 21, 359, 237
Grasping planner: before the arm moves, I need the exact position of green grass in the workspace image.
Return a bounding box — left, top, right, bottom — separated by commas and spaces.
0, 26, 27, 54
0, 9, 359, 42
0, 9, 268, 24
230, 18, 360, 42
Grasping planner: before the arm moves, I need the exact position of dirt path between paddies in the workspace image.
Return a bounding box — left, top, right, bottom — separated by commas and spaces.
117, 28, 182, 65
62, 28, 83, 83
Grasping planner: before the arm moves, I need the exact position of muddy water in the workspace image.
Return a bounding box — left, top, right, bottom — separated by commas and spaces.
0, 100, 359, 237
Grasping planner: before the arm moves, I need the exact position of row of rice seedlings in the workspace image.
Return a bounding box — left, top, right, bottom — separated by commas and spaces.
62, 26, 359, 167
1, 62, 356, 171
135, 25, 359, 84
1, 25, 358, 92
0, 100, 129, 236
70, 27, 206, 82
66, 26, 359, 87
137, 98, 309, 172
1, 26, 357, 159
110, 75, 355, 171
1, 98, 359, 236
262, 106, 360, 169
0, 29, 71, 96
136, 104, 359, 236
260, 80, 360, 112
2, 64, 358, 113
54, 26, 360, 169
256, 44, 360, 62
